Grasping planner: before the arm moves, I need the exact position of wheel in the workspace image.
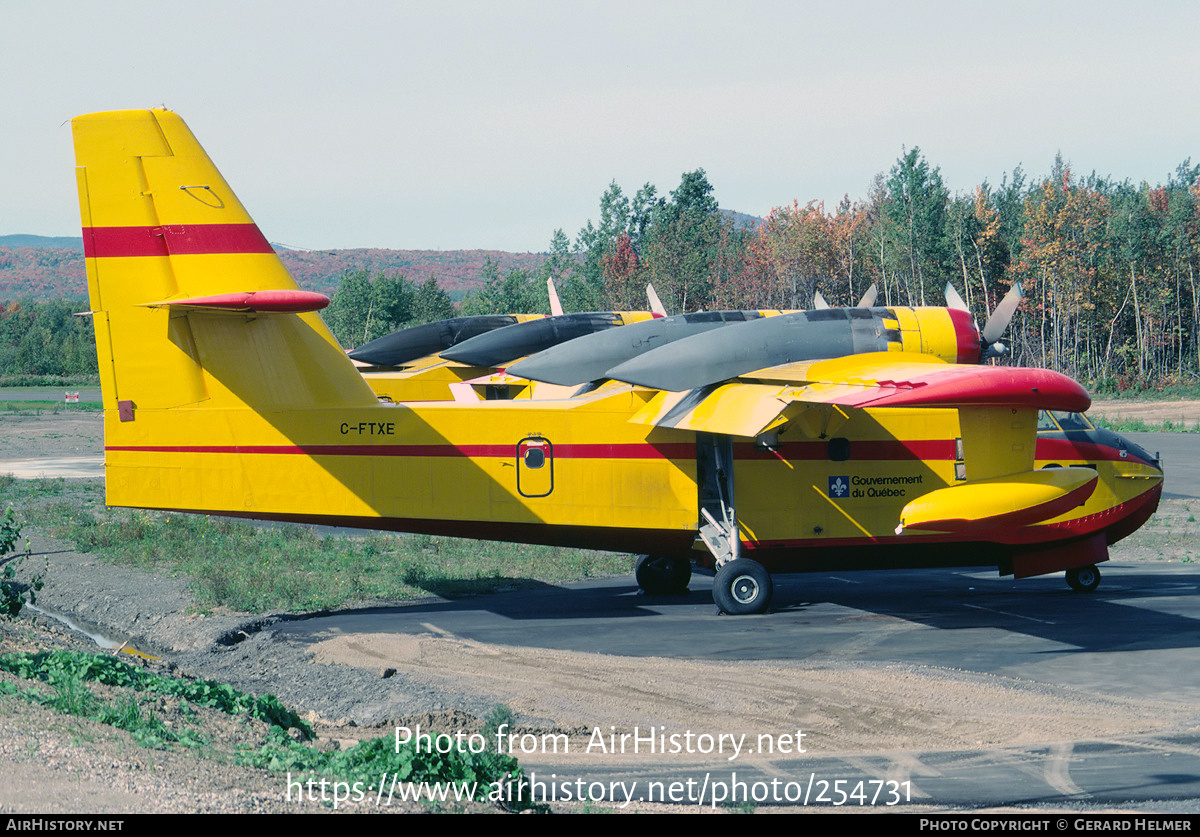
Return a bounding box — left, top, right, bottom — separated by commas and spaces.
712, 558, 773, 615
636, 555, 692, 594
1065, 564, 1101, 593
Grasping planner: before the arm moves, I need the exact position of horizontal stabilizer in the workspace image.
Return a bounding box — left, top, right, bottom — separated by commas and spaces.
897, 467, 1099, 534
142, 290, 329, 313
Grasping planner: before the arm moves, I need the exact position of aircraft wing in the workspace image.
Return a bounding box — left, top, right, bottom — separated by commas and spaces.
630, 351, 1090, 439
631, 352, 1098, 535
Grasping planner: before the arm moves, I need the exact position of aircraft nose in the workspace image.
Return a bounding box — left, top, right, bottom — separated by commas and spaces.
1109, 430, 1162, 472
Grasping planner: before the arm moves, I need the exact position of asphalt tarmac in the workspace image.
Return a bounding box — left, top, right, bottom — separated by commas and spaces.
1124, 432, 1200, 499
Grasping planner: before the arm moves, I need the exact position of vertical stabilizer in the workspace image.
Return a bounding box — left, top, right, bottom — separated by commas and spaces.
73, 109, 374, 414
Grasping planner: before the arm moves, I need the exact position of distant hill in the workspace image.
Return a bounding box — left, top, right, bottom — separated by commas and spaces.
276, 249, 550, 298
0, 211, 764, 300
721, 209, 763, 232
0, 240, 551, 301
0, 234, 84, 249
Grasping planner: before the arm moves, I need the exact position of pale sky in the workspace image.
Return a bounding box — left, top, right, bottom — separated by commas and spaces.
5, 1, 1199, 252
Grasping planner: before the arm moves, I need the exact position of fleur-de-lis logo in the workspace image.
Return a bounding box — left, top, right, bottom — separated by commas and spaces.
828, 476, 849, 498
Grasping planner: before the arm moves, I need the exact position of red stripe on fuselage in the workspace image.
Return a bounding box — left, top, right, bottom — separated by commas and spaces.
104, 436, 1140, 464
105, 442, 699, 459
733, 439, 957, 461
82, 224, 274, 258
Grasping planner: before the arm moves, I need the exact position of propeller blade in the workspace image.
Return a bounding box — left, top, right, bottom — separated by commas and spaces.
813, 291, 829, 310
856, 284, 878, 308
944, 282, 969, 312
646, 283, 667, 317
981, 281, 1023, 345
547, 278, 564, 317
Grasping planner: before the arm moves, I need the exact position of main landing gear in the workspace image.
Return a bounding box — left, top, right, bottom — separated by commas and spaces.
635, 555, 692, 595
1065, 564, 1101, 593
633, 555, 774, 614
712, 558, 773, 615
694, 431, 775, 614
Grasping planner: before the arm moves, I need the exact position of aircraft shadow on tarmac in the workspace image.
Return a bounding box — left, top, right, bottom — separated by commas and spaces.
281, 564, 1200, 658
766, 565, 1200, 654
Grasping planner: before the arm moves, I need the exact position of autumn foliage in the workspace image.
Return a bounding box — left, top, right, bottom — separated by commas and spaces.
4, 151, 1200, 391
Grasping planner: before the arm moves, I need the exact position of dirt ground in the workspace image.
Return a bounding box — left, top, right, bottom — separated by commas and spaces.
1088, 399, 1200, 425
0, 405, 1196, 814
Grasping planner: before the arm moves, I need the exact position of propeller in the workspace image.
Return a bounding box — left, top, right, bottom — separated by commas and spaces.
944, 281, 1023, 360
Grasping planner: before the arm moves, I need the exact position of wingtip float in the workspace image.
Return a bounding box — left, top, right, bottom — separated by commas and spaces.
75, 108, 1162, 614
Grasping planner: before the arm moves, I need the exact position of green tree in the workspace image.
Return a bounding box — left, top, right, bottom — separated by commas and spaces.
322, 270, 416, 348
411, 275, 453, 324
887, 147, 950, 305
458, 259, 549, 316
640, 169, 722, 312
0, 297, 97, 378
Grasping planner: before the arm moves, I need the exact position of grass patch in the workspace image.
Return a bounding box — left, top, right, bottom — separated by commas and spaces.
0, 375, 100, 388
1110, 500, 1200, 562
0, 650, 536, 810
0, 401, 101, 414
1, 478, 637, 613
1090, 415, 1200, 433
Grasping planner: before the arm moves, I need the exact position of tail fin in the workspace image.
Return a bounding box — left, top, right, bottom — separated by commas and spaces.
73, 109, 373, 414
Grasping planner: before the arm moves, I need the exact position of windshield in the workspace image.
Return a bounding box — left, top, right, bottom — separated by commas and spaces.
1037, 411, 1096, 432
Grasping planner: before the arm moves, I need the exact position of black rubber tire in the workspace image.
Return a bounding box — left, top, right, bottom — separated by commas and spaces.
1065, 564, 1101, 593
712, 558, 773, 614
635, 555, 692, 594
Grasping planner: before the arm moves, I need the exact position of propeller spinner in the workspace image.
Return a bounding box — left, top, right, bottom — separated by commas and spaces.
944, 281, 1022, 361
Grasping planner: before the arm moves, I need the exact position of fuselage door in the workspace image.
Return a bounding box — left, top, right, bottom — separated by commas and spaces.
517, 436, 554, 498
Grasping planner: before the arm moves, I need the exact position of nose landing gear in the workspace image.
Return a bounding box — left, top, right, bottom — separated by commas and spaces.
1065, 564, 1101, 593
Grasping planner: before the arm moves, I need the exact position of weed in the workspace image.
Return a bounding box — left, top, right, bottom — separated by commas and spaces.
0, 507, 42, 617
241, 727, 540, 811
484, 703, 516, 736
0, 650, 311, 739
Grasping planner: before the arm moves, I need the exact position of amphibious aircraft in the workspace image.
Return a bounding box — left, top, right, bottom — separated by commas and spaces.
74, 109, 1163, 614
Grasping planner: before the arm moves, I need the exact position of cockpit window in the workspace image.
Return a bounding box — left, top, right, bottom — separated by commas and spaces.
1037, 411, 1095, 432
1037, 410, 1059, 431
1050, 411, 1094, 431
